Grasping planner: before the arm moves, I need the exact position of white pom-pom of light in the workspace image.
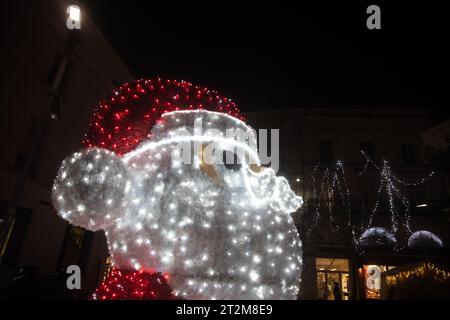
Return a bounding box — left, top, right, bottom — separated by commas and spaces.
52, 148, 127, 231
408, 230, 443, 248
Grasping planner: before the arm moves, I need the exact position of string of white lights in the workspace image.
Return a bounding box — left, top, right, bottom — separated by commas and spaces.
358, 150, 380, 175
306, 161, 359, 248
334, 161, 360, 250
358, 151, 434, 249
308, 151, 434, 251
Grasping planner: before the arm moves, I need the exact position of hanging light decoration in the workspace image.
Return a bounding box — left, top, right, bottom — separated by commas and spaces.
307, 160, 359, 249
358, 150, 435, 249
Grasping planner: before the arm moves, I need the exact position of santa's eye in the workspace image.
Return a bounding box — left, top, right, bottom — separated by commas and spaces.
222, 151, 241, 171
249, 163, 266, 173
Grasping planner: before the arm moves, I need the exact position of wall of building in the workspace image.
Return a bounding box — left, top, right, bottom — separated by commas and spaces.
247, 105, 448, 208
245, 106, 450, 299
0, 0, 133, 293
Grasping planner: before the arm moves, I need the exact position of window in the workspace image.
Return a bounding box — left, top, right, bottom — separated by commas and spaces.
316, 258, 350, 300
57, 225, 92, 271
319, 140, 333, 163
360, 141, 374, 159
401, 143, 416, 165
102, 256, 113, 282
362, 264, 397, 299
407, 185, 426, 207
0, 204, 32, 268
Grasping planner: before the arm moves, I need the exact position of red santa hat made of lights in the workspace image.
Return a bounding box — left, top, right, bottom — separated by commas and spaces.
52, 77, 303, 300
83, 77, 242, 156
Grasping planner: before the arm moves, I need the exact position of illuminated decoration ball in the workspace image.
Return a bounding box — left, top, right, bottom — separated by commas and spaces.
52, 78, 304, 300
52, 148, 128, 231
359, 227, 397, 247
408, 230, 443, 248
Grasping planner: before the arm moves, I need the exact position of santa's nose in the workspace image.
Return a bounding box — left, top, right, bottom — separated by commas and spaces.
269, 176, 303, 213
246, 166, 303, 213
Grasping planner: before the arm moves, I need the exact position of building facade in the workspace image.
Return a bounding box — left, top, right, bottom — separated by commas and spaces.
245, 106, 450, 300
0, 0, 133, 297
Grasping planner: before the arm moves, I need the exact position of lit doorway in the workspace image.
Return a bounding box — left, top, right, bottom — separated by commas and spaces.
316, 258, 350, 300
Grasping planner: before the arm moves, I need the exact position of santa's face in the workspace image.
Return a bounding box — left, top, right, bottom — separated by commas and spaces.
52, 110, 303, 300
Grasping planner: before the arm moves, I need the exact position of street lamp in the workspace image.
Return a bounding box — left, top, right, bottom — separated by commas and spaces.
0, 5, 83, 265
66, 5, 81, 30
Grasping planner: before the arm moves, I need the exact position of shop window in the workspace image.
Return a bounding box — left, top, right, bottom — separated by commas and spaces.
316, 258, 350, 300
361, 264, 397, 299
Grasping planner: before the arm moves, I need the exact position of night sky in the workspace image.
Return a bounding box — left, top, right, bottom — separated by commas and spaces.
83, 1, 448, 122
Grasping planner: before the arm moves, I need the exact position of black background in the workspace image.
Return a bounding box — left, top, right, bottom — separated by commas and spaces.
83, 1, 448, 120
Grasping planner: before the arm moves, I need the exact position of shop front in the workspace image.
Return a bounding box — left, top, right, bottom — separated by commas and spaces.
311, 255, 449, 299
305, 242, 450, 300
358, 264, 397, 299
315, 258, 351, 300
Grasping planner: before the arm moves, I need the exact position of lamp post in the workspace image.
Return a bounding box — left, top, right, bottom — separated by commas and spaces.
0, 5, 83, 265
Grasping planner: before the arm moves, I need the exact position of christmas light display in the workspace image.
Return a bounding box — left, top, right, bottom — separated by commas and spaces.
359, 227, 397, 247
358, 151, 435, 248
359, 151, 435, 186
407, 230, 443, 248
307, 152, 439, 251
52, 78, 303, 300
93, 269, 175, 300
386, 262, 450, 287
307, 161, 359, 248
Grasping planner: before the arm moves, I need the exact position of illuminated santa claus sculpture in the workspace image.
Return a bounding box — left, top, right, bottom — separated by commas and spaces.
51, 78, 303, 300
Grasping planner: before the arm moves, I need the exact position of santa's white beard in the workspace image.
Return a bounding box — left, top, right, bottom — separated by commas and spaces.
104, 153, 303, 300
